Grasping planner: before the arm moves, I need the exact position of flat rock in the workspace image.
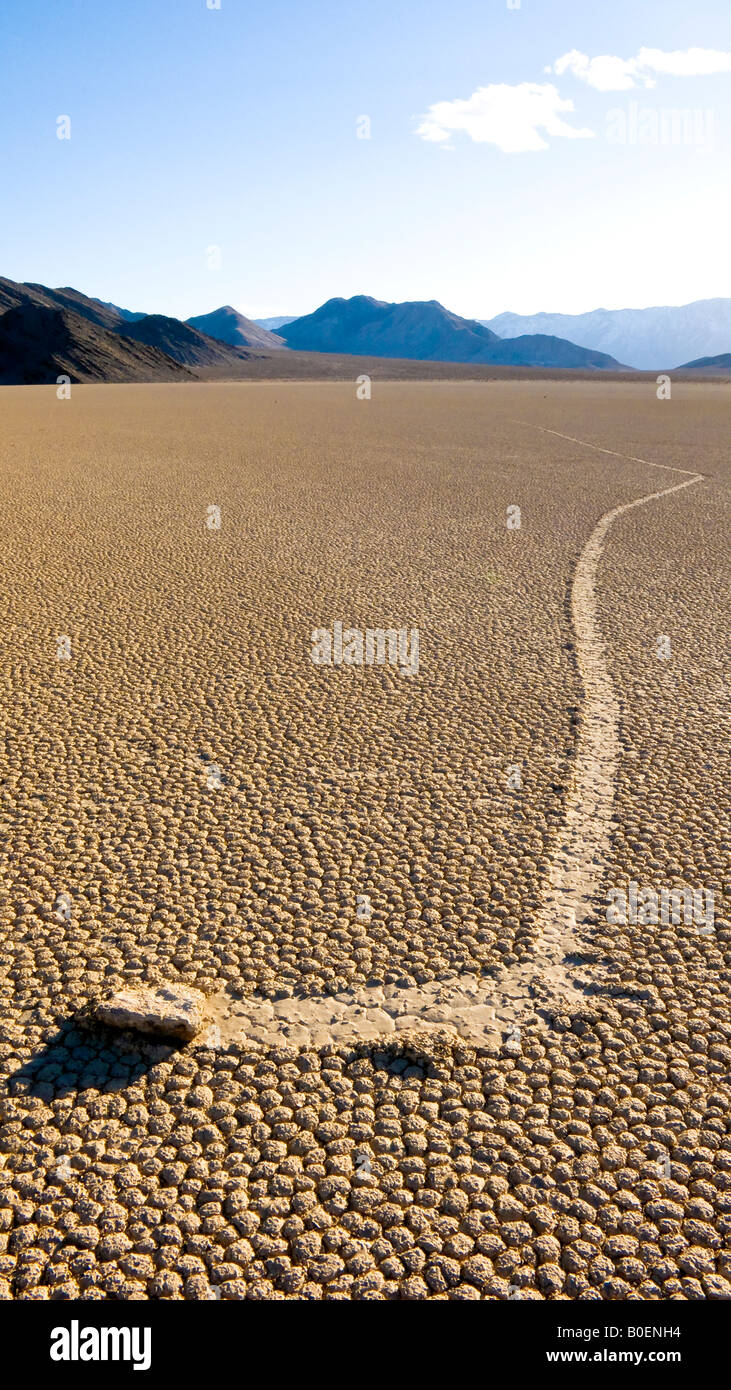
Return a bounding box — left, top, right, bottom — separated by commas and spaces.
96, 984, 208, 1041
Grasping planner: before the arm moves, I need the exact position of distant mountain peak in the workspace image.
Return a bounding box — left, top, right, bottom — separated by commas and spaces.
185, 306, 285, 351
482, 298, 731, 369
278, 294, 621, 369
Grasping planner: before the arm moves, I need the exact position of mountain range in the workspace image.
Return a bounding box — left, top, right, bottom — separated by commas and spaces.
0, 277, 729, 384
482, 299, 731, 371
0, 279, 269, 384
0, 280, 627, 382
113, 314, 260, 370
259, 298, 731, 370
276, 296, 624, 369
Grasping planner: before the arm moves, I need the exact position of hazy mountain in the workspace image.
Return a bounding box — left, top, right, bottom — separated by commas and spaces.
186, 305, 285, 350
477, 334, 623, 370
117, 314, 256, 369
677, 353, 731, 371
0, 303, 192, 384
483, 299, 731, 370
254, 315, 298, 331
280, 296, 623, 369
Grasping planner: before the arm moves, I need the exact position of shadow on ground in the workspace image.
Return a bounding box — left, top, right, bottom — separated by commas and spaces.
4, 1015, 182, 1099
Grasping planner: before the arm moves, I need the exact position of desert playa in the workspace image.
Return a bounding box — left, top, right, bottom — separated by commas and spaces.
0, 377, 728, 1300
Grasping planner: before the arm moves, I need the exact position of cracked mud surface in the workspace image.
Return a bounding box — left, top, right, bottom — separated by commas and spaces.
0, 381, 729, 1301
209, 425, 704, 1049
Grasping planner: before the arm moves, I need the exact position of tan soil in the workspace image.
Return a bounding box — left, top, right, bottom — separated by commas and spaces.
208, 425, 704, 1051
0, 380, 728, 1303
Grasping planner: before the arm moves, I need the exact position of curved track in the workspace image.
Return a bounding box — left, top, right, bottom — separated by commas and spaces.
211, 430, 704, 1051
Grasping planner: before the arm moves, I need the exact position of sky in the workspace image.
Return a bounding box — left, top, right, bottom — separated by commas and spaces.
1, 0, 730, 320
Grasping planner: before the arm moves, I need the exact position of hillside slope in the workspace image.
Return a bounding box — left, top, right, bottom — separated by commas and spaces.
186, 306, 285, 351
677, 352, 731, 371
280, 296, 502, 361
280, 295, 624, 369
117, 314, 255, 368
0, 304, 192, 384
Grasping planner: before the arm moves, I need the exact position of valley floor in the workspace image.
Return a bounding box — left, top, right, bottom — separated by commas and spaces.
0, 380, 728, 1301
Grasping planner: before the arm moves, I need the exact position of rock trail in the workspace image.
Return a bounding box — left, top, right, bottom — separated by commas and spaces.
210, 428, 704, 1052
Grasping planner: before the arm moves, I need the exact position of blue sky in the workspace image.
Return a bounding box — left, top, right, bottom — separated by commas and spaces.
1, 0, 730, 319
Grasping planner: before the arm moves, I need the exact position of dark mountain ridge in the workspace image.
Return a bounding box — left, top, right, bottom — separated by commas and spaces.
0, 279, 260, 383
0, 278, 124, 330
117, 314, 255, 368
0, 304, 192, 385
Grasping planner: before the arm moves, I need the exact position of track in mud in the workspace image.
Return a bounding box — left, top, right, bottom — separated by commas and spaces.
209, 429, 704, 1053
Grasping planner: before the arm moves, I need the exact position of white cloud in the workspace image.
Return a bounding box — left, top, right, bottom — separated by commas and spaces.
550, 46, 731, 92
639, 46, 731, 77
416, 82, 595, 154
552, 50, 647, 91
